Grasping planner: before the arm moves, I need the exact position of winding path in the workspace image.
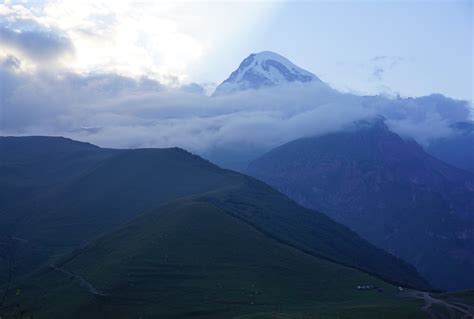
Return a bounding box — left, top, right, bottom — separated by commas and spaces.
407, 290, 474, 319
49, 264, 108, 297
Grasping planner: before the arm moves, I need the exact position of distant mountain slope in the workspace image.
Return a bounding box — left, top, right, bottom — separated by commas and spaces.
6, 196, 426, 319
247, 118, 474, 291
0, 136, 429, 292
426, 121, 474, 173
213, 51, 322, 95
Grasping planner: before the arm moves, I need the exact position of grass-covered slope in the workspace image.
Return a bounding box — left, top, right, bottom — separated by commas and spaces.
0, 137, 239, 280
7, 198, 425, 319
14, 147, 240, 249
197, 179, 430, 290
0, 136, 121, 282
0, 136, 429, 292
0, 136, 119, 231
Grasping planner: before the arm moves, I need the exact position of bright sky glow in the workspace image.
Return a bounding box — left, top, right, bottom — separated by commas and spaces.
0, 0, 472, 99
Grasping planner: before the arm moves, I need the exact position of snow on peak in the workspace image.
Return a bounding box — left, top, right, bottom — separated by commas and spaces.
213, 51, 321, 96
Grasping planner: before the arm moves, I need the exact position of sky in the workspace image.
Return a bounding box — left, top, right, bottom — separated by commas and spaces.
0, 0, 472, 167
0, 0, 472, 99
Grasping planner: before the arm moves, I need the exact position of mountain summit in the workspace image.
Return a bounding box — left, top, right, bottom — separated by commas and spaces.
213, 51, 321, 95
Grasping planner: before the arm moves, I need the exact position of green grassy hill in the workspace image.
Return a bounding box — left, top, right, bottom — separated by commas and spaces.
6, 197, 425, 318
0, 136, 429, 290
0, 136, 434, 317
13, 147, 240, 249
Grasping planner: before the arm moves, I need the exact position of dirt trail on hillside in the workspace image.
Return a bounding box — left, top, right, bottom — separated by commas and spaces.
407, 290, 474, 319
50, 264, 108, 297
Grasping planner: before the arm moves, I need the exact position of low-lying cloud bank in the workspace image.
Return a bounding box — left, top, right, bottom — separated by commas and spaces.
1, 55, 472, 168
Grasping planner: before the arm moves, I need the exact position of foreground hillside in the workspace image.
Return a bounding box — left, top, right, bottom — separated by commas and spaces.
0, 136, 428, 289
7, 196, 425, 319
0, 136, 434, 317
247, 118, 474, 291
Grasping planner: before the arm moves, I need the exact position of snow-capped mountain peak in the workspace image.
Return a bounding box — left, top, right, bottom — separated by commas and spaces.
213, 51, 321, 96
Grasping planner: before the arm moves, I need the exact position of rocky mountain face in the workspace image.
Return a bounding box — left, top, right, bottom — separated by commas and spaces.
426, 121, 474, 174
247, 118, 474, 291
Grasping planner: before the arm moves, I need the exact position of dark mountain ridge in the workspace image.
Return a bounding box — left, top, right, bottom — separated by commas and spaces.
247, 118, 474, 291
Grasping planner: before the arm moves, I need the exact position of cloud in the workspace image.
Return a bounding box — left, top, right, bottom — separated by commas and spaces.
1, 60, 472, 169
370, 55, 404, 67
361, 93, 473, 144
0, 1, 284, 85
0, 54, 20, 69
0, 1, 204, 80
0, 26, 73, 66
372, 67, 385, 81
0, 60, 367, 151
369, 55, 404, 82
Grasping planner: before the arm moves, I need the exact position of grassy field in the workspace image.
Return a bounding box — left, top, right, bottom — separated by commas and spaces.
4, 199, 425, 318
